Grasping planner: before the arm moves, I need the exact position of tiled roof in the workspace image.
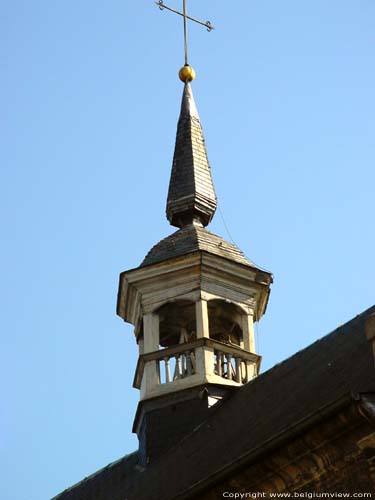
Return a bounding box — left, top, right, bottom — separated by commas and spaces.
51, 452, 139, 500
166, 82, 217, 228
141, 224, 254, 268
52, 305, 375, 500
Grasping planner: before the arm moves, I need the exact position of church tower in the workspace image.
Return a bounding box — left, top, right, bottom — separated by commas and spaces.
117, 3, 272, 464
117, 68, 273, 464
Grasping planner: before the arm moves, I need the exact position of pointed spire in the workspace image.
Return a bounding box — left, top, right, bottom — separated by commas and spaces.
166, 82, 217, 228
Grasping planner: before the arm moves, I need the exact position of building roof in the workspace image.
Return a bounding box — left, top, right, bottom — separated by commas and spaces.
51, 453, 140, 500
166, 82, 217, 228
141, 224, 254, 268
52, 304, 375, 500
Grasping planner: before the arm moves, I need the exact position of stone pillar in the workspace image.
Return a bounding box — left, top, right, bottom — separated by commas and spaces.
140, 313, 160, 399
242, 313, 255, 353
143, 313, 159, 353
196, 300, 210, 338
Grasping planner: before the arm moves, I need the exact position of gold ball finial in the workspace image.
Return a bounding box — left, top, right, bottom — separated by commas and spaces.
179, 65, 196, 82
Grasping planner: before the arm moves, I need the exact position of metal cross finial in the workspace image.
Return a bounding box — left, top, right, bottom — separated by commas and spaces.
156, 0, 214, 66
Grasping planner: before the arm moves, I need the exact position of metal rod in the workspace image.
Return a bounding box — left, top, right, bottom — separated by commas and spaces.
155, 1, 214, 31
183, 0, 188, 65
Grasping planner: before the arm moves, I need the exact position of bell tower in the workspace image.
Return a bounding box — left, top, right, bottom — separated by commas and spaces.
117, 71, 272, 465
117, 0, 271, 468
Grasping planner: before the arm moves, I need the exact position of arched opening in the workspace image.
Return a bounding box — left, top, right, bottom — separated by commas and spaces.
208, 300, 244, 347
157, 300, 196, 348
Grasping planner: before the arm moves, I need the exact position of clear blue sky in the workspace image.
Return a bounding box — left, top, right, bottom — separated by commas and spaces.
1, 1, 374, 499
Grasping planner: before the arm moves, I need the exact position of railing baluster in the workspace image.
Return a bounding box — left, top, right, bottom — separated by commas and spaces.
157, 359, 161, 384
164, 356, 171, 383
181, 352, 186, 375
186, 352, 192, 376
235, 357, 241, 382
173, 354, 182, 380
240, 360, 246, 383
217, 351, 222, 377
226, 354, 232, 380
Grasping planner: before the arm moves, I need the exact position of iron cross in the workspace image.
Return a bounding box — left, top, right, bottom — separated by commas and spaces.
155, 0, 214, 65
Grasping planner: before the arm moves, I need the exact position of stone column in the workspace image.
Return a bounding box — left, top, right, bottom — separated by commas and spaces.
242, 312, 257, 380
141, 313, 160, 399
195, 300, 212, 378
196, 299, 210, 338
242, 313, 255, 353
143, 313, 159, 353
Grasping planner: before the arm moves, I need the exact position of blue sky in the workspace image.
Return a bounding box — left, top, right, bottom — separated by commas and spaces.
1, 1, 374, 499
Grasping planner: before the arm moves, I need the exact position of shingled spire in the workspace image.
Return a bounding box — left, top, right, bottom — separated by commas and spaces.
166, 81, 217, 228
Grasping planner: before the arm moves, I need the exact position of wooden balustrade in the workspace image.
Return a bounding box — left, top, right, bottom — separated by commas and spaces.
158, 350, 196, 384
133, 337, 260, 389
214, 349, 252, 383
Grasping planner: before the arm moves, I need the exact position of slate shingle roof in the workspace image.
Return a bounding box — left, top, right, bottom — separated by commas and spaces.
52, 305, 375, 500
166, 82, 217, 228
141, 224, 254, 268
51, 452, 139, 500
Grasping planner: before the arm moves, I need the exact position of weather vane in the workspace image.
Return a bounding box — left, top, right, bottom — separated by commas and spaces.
155, 0, 214, 82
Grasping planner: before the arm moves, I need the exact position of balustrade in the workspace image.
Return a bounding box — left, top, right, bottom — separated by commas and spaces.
134, 337, 259, 391
214, 349, 252, 383
158, 349, 196, 384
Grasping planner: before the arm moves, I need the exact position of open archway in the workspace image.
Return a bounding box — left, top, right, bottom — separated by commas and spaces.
207, 299, 244, 347
157, 300, 196, 348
